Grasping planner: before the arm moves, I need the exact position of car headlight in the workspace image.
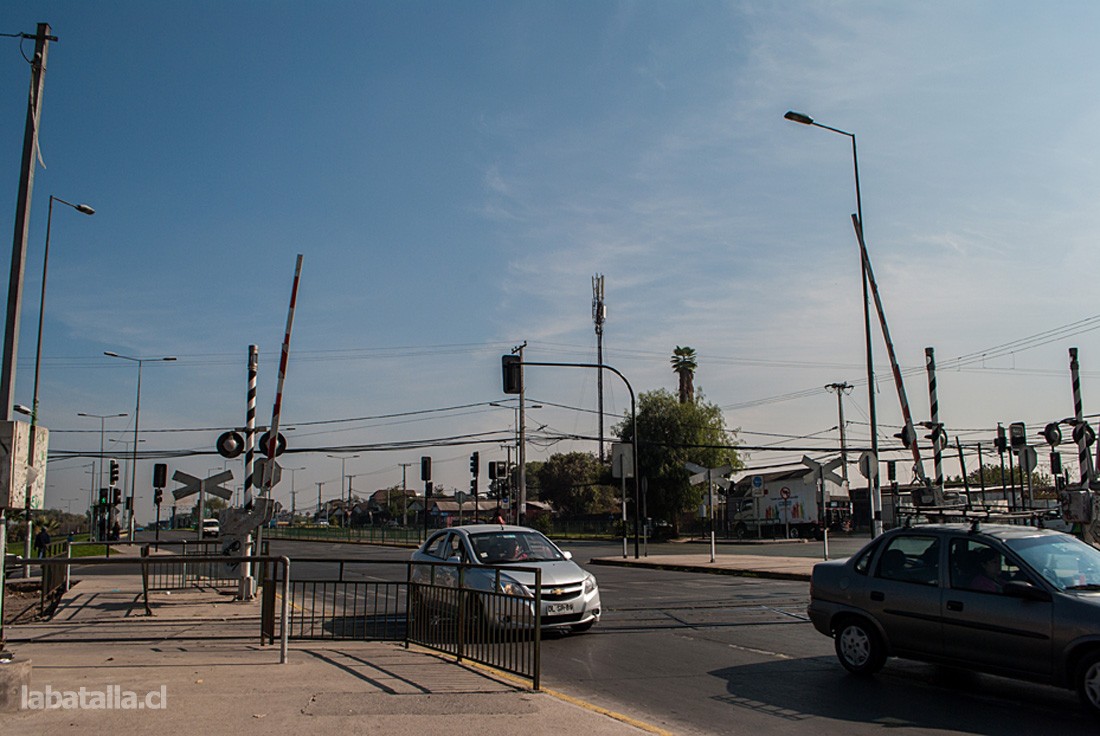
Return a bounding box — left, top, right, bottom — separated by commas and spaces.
584, 574, 597, 595
499, 580, 533, 598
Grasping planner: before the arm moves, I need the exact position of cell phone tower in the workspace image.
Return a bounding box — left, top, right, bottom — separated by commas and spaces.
593, 274, 607, 462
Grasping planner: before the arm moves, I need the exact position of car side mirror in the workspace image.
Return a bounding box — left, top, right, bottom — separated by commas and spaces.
562, 550, 573, 560
1003, 580, 1052, 602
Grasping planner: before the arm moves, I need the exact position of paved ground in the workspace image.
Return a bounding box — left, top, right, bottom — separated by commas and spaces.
1, 548, 819, 735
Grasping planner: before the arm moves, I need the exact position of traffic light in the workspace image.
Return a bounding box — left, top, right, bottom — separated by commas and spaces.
1009, 422, 1027, 450
153, 462, 168, 488
470, 451, 479, 476
1051, 451, 1063, 476
501, 354, 522, 394
420, 456, 432, 481
994, 425, 1007, 453
98, 487, 109, 506
109, 459, 120, 485
154, 488, 163, 506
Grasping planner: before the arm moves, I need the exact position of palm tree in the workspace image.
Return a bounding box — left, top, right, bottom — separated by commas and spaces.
670, 346, 698, 404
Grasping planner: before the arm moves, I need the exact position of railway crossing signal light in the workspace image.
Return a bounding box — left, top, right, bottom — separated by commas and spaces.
894, 425, 916, 449
1042, 422, 1063, 447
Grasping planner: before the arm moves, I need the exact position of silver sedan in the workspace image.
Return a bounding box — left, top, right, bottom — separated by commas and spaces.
410, 524, 601, 633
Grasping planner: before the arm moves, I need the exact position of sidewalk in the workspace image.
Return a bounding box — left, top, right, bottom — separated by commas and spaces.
590, 552, 817, 581
2, 571, 659, 736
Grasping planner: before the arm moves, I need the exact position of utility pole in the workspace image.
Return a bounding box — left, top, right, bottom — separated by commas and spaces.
825, 382, 853, 486
399, 462, 412, 525
315, 481, 325, 522
592, 274, 606, 462
513, 341, 527, 526
1, 24, 55, 650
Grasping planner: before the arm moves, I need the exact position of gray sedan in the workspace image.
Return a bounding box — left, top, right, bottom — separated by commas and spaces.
808, 523, 1100, 715
410, 524, 601, 632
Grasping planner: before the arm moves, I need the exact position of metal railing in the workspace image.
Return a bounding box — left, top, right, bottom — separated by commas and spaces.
260, 558, 542, 688
11, 554, 292, 663
265, 525, 423, 547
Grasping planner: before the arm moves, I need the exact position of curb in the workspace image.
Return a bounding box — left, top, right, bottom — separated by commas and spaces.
587, 557, 812, 582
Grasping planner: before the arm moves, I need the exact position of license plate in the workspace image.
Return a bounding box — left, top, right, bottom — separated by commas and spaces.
546, 602, 575, 615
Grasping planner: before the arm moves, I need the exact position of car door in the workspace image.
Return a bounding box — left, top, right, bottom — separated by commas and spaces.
864, 533, 944, 659
942, 538, 1053, 677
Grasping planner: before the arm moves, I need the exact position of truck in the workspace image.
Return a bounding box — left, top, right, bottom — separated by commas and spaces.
729, 468, 850, 540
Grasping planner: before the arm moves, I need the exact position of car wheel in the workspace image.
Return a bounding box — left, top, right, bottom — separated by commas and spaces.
834, 619, 885, 675
788, 527, 801, 539
734, 523, 748, 540
1077, 652, 1100, 716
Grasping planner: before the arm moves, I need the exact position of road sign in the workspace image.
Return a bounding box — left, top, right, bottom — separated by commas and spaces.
801, 455, 845, 487
1017, 445, 1038, 474
172, 469, 233, 501
858, 451, 878, 480
686, 463, 732, 489
611, 443, 634, 479
252, 458, 282, 490
751, 475, 763, 489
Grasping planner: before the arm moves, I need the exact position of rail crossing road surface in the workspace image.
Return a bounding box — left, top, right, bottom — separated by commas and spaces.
256, 537, 1095, 735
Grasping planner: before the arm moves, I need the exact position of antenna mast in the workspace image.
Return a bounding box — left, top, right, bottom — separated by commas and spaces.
592, 274, 607, 462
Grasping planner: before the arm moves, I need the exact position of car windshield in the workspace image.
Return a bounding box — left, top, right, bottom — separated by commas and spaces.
469, 531, 564, 564
1005, 533, 1100, 591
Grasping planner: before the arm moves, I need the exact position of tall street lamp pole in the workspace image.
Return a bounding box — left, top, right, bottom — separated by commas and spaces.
104, 351, 176, 537
22, 195, 95, 564
785, 110, 882, 536
77, 411, 127, 540
327, 453, 359, 523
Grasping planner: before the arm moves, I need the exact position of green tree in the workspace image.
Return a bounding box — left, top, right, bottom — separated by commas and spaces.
536, 452, 616, 516
670, 346, 698, 404
949, 463, 1054, 497
615, 389, 740, 535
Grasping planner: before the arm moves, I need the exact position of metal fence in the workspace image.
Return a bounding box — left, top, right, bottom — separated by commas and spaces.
8, 554, 292, 663
260, 558, 542, 688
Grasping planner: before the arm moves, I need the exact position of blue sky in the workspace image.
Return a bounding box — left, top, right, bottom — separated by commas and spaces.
4, 1, 1100, 519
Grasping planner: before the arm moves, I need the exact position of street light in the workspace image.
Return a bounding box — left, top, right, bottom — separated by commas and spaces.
78, 411, 127, 541
104, 351, 176, 536
327, 453, 360, 525
784, 110, 881, 536
20, 195, 95, 565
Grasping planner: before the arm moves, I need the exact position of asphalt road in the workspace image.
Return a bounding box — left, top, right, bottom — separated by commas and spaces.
147, 532, 1097, 734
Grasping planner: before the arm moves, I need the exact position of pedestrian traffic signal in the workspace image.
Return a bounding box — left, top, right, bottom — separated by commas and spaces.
994, 425, 1007, 453
470, 478, 477, 494
112, 488, 122, 505
154, 488, 163, 506
470, 451, 479, 476
501, 354, 523, 394
109, 459, 120, 485
98, 487, 109, 506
